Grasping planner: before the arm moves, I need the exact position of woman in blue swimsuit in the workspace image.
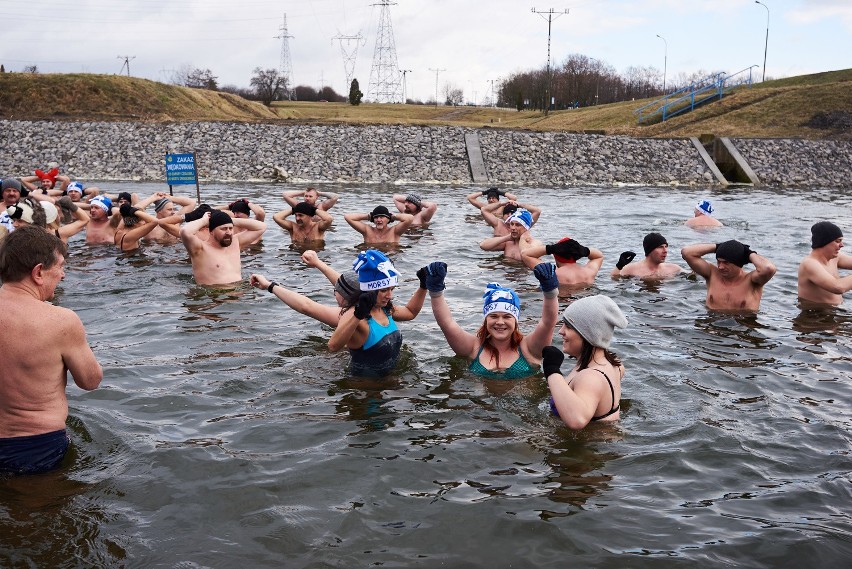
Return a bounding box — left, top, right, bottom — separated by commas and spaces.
541, 295, 628, 429
419, 261, 559, 379
329, 250, 426, 377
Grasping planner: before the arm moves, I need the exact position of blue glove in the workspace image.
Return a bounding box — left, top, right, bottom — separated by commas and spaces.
419, 262, 447, 293
533, 263, 559, 293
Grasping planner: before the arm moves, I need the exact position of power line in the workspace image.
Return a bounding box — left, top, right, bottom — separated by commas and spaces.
428, 68, 445, 108
333, 32, 365, 91
531, 7, 568, 116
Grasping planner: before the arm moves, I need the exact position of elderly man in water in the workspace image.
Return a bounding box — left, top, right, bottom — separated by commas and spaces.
180, 209, 266, 286
0, 226, 103, 475
686, 199, 723, 229
681, 239, 776, 311
392, 192, 437, 226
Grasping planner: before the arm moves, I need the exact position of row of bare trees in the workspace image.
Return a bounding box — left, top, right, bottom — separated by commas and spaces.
498, 53, 723, 110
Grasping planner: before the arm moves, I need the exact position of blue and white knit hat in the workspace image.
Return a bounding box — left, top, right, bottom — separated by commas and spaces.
696, 199, 714, 216
66, 181, 84, 195
352, 249, 400, 291
505, 208, 533, 230
90, 195, 112, 213
482, 283, 521, 320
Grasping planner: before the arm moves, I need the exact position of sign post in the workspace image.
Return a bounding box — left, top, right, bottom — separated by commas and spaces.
165, 152, 201, 202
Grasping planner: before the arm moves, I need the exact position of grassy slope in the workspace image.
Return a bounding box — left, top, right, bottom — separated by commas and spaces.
1, 70, 850, 139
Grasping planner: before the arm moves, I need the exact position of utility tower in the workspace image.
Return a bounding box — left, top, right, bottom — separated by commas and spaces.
117, 55, 135, 77
367, 1, 402, 103
333, 32, 365, 90
276, 14, 296, 100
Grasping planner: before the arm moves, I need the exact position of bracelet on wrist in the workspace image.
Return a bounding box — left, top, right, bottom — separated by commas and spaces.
267, 281, 279, 293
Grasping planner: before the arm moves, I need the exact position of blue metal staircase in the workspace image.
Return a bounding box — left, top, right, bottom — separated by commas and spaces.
635, 66, 759, 125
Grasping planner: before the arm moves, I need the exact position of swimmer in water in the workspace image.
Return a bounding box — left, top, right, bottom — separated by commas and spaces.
421, 260, 559, 379
685, 199, 723, 229
479, 208, 543, 261
392, 192, 437, 226
610, 232, 683, 279
344, 206, 414, 245
273, 201, 333, 244
797, 221, 852, 306
681, 239, 776, 311
180, 209, 266, 286
541, 295, 627, 429
328, 250, 426, 377
522, 236, 604, 287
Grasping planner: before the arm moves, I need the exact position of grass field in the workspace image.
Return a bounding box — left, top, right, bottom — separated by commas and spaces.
1, 69, 850, 139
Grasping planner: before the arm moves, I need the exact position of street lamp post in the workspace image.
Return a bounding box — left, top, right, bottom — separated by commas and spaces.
755, 1, 769, 82
656, 34, 667, 93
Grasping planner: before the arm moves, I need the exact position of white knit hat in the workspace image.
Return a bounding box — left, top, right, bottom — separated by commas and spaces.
562, 295, 627, 349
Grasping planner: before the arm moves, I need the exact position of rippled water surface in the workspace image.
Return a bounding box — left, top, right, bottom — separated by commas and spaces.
2, 183, 851, 567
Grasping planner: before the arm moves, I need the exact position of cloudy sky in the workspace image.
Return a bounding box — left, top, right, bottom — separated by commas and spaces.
2, 0, 849, 103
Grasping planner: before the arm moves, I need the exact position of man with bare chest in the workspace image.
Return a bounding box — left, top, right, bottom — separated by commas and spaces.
84, 196, 120, 245
273, 201, 333, 244
180, 210, 266, 286
681, 239, 776, 311
479, 208, 543, 261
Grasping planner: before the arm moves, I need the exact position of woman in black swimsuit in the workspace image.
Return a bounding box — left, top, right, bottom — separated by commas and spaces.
541, 295, 628, 429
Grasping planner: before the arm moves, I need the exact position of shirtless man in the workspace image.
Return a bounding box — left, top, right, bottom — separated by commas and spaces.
114, 204, 160, 252
479, 208, 543, 261
344, 206, 414, 244
0, 226, 102, 475
681, 239, 776, 311
22, 171, 71, 195
480, 200, 542, 236
84, 196, 120, 245
797, 221, 852, 306
180, 209, 267, 286
283, 187, 339, 212
466, 187, 517, 210
611, 232, 683, 279
138, 192, 197, 243
392, 193, 437, 225
686, 199, 723, 229
522, 237, 604, 286
273, 202, 333, 244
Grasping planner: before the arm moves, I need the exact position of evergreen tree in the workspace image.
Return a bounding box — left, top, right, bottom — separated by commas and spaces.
349, 78, 363, 106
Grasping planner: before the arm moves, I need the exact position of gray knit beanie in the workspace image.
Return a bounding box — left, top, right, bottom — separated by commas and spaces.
562, 295, 627, 349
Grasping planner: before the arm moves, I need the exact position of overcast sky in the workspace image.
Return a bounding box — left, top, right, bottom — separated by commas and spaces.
2, 0, 849, 103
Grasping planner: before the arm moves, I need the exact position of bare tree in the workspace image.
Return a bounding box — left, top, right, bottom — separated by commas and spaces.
185, 68, 218, 90
442, 83, 463, 106
250, 67, 287, 105
22, 65, 38, 73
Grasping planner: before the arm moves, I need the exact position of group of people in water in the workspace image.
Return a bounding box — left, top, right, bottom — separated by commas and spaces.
1, 168, 850, 475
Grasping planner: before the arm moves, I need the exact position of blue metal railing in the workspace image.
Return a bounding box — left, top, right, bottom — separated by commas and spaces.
635, 65, 759, 124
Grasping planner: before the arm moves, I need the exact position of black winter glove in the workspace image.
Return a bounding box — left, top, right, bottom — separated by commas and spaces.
546, 239, 590, 260
119, 204, 139, 218
541, 346, 565, 377
418, 262, 447, 293
354, 291, 378, 320
616, 251, 637, 270
184, 204, 212, 222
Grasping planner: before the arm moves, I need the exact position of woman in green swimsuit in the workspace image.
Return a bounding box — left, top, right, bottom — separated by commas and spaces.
419, 261, 559, 379
541, 295, 628, 429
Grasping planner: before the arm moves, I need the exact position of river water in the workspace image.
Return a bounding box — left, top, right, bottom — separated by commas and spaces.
2, 182, 850, 567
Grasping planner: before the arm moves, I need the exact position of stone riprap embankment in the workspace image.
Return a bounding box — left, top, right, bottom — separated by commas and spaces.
1, 119, 849, 188
733, 138, 852, 189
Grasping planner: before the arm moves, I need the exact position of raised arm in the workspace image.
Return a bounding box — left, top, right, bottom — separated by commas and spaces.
234, 218, 267, 247
520, 202, 542, 225
800, 257, 852, 295
317, 190, 339, 211
480, 200, 505, 228
180, 214, 210, 255
748, 251, 776, 287
250, 274, 341, 328
248, 200, 266, 221
56, 198, 90, 240
391, 287, 427, 321
522, 264, 560, 362
344, 212, 371, 236
301, 250, 342, 286
521, 244, 547, 269
418, 200, 438, 223
392, 194, 408, 213
282, 190, 303, 208
419, 263, 478, 357
480, 233, 512, 252
273, 207, 295, 231
314, 207, 333, 230
585, 247, 604, 274
681, 243, 716, 279
392, 212, 414, 236
466, 190, 486, 209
